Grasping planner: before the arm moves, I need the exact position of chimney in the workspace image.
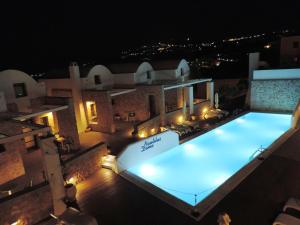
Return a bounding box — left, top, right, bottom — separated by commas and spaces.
69, 62, 80, 80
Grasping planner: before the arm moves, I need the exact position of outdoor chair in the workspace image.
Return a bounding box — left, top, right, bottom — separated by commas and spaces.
273, 213, 300, 225
283, 198, 300, 213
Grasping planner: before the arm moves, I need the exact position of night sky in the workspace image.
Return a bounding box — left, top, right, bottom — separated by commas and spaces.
0, 1, 299, 72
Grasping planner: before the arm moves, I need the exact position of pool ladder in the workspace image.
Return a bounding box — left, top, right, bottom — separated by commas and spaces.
249, 145, 265, 161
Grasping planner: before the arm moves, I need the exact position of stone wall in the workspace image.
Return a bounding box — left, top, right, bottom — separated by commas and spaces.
112, 85, 163, 122
0, 122, 26, 185
83, 91, 115, 133
56, 99, 80, 149
164, 89, 178, 111
0, 141, 26, 185
251, 79, 300, 112
0, 183, 52, 225
63, 142, 107, 184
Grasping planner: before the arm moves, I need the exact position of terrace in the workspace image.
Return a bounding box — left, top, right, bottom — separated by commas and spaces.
74, 125, 300, 225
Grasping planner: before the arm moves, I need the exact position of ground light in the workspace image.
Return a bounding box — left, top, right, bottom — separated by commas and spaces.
177, 115, 184, 124
138, 131, 146, 138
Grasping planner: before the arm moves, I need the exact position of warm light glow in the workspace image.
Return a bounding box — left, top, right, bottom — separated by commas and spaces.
139, 131, 147, 138
85, 101, 94, 106
202, 107, 208, 114
264, 44, 271, 49
150, 128, 156, 134
67, 176, 77, 185
140, 164, 156, 177
160, 127, 167, 132
86, 101, 98, 124
11, 219, 24, 225
177, 115, 184, 124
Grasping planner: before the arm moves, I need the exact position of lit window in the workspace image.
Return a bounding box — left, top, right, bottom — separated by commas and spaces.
293, 41, 299, 49
86, 101, 98, 124
13, 83, 27, 98
94, 75, 102, 84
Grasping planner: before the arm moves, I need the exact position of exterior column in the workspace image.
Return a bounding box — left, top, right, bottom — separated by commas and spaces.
182, 88, 187, 119
69, 62, 88, 133
177, 87, 184, 108
39, 136, 66, 216
206, 81, 214, 108
185, 86, 194, 119
159, 87, 166, 126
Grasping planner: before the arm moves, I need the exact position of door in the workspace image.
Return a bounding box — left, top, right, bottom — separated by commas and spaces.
148, 95, 156, 118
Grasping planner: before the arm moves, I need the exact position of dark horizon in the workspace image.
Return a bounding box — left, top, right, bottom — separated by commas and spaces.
0, 1, 300, 73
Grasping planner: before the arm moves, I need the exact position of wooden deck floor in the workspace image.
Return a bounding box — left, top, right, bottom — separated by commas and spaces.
77, 129, 300, 225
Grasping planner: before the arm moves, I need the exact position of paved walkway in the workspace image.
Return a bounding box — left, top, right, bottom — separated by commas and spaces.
76, 129, 300, 225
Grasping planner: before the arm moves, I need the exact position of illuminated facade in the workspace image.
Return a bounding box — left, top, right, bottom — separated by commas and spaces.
41, 59, 214, 135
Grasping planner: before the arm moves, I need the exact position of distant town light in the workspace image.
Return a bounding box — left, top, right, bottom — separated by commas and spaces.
264, 44, 271, 49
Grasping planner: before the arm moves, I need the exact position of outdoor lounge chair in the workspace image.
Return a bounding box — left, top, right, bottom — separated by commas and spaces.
283, 198, 300, 213
273, 213, 300, 225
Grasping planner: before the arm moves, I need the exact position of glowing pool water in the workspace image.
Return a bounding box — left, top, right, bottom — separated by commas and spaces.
127, 112, 292, 206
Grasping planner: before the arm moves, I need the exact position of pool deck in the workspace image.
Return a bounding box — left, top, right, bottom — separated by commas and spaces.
76, 128, 300, 225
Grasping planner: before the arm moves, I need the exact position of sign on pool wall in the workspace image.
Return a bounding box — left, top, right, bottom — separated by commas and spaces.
141, 136, 162, 152
117, 131, 179, 172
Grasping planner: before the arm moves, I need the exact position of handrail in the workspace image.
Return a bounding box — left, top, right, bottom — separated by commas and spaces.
249, 145, 265, 161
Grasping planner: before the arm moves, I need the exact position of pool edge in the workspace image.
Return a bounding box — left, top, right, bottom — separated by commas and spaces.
118, 114, 297, 221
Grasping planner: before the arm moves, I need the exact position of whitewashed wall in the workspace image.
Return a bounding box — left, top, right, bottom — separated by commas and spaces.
0, 70, 46, 112
117, 130, 179, 172
81, 65, 114, 90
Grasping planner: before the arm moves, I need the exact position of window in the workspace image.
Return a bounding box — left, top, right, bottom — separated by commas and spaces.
293, 41, 299, 49
180, 68, 184, 76
0, 144, 5, 153
13, 83, 27, 98
86, 101, 98, 124
94, 75, 102, 84
147, 71, 151, 79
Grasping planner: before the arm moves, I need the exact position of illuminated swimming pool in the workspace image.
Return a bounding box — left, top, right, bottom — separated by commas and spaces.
127, 112, 292, 206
